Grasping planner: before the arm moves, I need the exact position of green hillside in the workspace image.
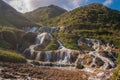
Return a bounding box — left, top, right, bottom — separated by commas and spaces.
25, 5, 67, 26
47, 3, 120, 30
0, 0, 37, 28
0, 49, 26, 63
48, 3, 120, 49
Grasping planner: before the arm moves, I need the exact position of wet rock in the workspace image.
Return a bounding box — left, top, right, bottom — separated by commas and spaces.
1, 72, 17, 79
35, 33, 53, 51
95, 57, 104, 68
81, 54, 93, 65
100, 51, 117, 61
76, 63, 84, 69
22, 32, 37, 44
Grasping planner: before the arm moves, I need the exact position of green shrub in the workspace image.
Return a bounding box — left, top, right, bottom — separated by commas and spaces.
0, 49, 26, 63
56, 32, 79, 50
45, 40, 59, 50
117, 53, 120, 64
0, 40, 12, 49
0, 27, 25, 50
112, 66, 120, 80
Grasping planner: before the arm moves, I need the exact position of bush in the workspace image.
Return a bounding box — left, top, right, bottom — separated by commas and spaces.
0, 49, 26, 63
0, 40, 12, 49
111, 66, 120, 80
117, 53, 120, 64
45, 40, 59, 50
57, 32, 79, 50
0, 27, 24, 50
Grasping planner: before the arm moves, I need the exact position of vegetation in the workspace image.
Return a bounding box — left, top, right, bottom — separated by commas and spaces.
112, 53, 120, 80
0, 49, 26, 63
0, 27, 25, 50
25, 5, 67, 26
112, 66, 120, 80
44, 40, 59, 50
0, 0, 36, 28
0, 40, 12, 49
72, 29, 120, 48
53, 32, 79, 49
43, 3, 120, 49
47, 3, 120, 30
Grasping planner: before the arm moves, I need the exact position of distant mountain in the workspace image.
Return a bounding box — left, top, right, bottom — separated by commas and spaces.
47, 3, 120, 29
0, 0, 37, 28
24, 5, 67, 26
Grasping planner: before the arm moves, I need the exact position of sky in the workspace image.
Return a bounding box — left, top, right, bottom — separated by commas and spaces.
3, 0, 120, 13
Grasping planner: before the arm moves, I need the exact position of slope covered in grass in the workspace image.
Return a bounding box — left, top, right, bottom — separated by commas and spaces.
0, 0, 37, 28
0, 26, 24, 49
47, 3, 120, 30
0, 49, 26, 63
25, 5, 67, 26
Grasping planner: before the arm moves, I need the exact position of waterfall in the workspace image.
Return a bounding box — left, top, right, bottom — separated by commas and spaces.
35, 33, 47, 44
57, 40, 65, 49
44, 52, 51, 62
23, 27, 116, 71
89, 51, 115, 69
26, 27, 38, 32
57, 49, 72, 63
48, 33, 54, 39
90, 57, 96, 67
35, 52, 41, 61
93, 40, 100, 51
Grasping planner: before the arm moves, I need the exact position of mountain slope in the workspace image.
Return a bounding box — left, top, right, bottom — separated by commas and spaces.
0, 0, 37, 28
24, 5, 67, 26
47, 3, 120, 29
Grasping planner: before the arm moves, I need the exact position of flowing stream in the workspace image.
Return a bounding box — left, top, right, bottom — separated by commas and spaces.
23, 27, 116, 71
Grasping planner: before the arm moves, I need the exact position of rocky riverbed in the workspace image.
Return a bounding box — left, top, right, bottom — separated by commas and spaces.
0, 62, 114, 80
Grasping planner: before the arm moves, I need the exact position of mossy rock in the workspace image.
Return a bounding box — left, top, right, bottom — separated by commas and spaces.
31, 61, 40, 66
76, 63, 84, 69
44, 40, 59, 50
0, 40, 12, 49
22, 32, 37, 44
2, 30, 17, 46
95, 57, 104, 67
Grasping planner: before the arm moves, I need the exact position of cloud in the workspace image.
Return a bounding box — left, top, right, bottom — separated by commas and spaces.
103, 0, 113, 6
3, 0, 88, 13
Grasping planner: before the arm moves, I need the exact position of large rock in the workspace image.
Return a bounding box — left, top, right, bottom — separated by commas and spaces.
22, 32, 37, 44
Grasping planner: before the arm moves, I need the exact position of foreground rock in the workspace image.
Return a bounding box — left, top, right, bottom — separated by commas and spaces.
0, 62, 113, 80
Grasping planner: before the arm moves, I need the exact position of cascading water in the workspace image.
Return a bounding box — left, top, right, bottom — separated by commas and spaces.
44, 52, 51, 62
35, 33, 48, 44
77, 38, 116, 70
89, 51, 115, 69
21, 27, 117, 80
23, 27, 116, 73
35, 52, 41, 61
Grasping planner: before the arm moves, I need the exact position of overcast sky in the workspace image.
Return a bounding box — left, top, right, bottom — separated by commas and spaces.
3, 0, 120, 13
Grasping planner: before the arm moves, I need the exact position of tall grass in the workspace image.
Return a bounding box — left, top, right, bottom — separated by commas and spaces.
0, 49, 26, 63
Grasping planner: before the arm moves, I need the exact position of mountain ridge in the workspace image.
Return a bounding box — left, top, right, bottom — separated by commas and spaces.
45, 3, 120, 29
24, 5, 67, 26
0, 0, 38, 28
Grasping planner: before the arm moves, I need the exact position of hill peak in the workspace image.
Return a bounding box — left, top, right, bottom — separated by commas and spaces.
46, 3, 120, 29
48, 4, 57, 7
25, 4, 67, 26
79, 3, 108, 10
